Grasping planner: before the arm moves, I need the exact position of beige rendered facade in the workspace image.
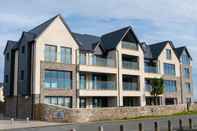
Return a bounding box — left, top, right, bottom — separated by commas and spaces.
3, 15, 193, 118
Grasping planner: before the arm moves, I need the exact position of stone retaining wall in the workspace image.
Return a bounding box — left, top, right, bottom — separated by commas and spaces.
34, 104, 191, 123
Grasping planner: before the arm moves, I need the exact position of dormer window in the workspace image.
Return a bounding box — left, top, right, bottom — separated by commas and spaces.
166, 49, 172, 60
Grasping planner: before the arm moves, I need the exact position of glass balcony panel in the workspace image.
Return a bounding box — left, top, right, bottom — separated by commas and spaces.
144, 66, 158, 73
122, 61, 138, 69
92, 57, 115, 67
92, 81, 116, 90
123, 82, 138, 91
122, 41, 138, 50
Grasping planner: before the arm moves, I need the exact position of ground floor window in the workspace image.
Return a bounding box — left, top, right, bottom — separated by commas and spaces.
123, 97, 140, 107
165, 98, 177, 105
93, 97, 108, 108
44, 96, 72, 108
79, 98, 86, 108
146, 96, 161, 105
92, 97, 117, 108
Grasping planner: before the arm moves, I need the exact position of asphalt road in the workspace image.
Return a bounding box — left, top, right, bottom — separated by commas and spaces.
4, 115, 197, 131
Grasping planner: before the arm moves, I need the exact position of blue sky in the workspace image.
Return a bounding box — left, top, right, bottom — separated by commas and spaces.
0, 0, 197, 99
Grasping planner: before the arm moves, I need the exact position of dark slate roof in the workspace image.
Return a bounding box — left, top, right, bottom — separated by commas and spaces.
4, 40, 18, 54
73, 33, 100, 51
175, 46, 192, 59
100, 26, 131, 50
149, 41, 167, 58
149, 41, 176, 58
141, 42, 153, 59
29, 15, 58, 37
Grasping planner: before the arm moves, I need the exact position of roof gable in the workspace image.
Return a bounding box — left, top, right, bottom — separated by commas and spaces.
4, 40, 17, 54
29, 15, 80, 47
149, 41, 178, 59
100, 26, 140, 50
29, 15, 58, 37
175, 46, 192, 60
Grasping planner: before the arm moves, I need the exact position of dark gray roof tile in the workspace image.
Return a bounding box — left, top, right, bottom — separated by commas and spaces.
73, 33, 100, 51
175, 46, 192, 59
29, 15, 58, 37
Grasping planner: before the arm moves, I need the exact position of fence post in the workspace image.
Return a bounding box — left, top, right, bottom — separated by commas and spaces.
154, 121, 159, 131
120, 124, 124, 131
99, 125, 104, 131
189, 118, 192, 129
168, 120, 172, 131
10, 118, 14, 124
70, 128, 76, 131
179, 119, 183, 130
26, 117, 30, 123
138, 123, 144, 131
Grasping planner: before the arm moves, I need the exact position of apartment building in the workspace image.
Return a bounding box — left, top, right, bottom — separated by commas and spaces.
3, 15, 192, 118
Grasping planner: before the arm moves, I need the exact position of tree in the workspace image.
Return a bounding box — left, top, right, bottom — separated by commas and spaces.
150, 78, 164, 105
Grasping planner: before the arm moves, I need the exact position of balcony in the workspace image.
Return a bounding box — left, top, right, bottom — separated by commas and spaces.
144, 66, 158, 73
122, 41, 138, 50
92, 81, 116, 90
122, 54, 139, 70
122, 61, 138, 70
92, 55, 116, 67
78, 55, 117, 73
123, 82, 138, 91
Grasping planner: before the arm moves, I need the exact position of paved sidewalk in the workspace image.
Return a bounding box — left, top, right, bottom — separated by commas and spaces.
2, 115, 197, 131
0, 120, 64, 130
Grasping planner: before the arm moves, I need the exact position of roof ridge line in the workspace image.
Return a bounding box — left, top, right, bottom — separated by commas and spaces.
101, 26, 131, 37
28, 15, 59, 33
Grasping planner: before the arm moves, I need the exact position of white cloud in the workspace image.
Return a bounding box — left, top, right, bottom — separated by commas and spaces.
0, 0, 196, 96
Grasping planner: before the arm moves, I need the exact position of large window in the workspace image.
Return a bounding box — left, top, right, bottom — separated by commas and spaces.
79, 73, 86, 89
184, 67, 190, 79
79, 52, 86, 65
166, 49, 172, 60
164, 80, 176, 93
44, 70, 72, 89
185, 83, 191, 93
44, 45, 57, 62
164, 63, 175, 76
44, 96, 72, 108
61, 47, 72, 64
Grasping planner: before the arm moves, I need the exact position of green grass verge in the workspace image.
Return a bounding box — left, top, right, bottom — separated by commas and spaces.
125, 111, 197, 120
